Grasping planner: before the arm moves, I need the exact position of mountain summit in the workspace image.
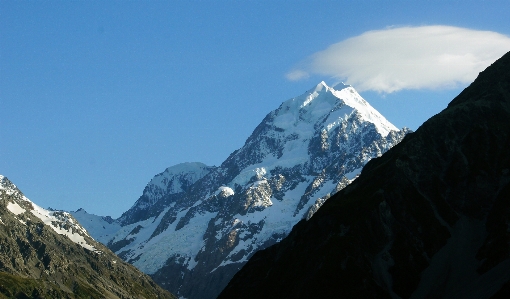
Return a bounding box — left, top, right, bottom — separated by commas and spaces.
219, 52, 510, 299
74, 82, 409, 299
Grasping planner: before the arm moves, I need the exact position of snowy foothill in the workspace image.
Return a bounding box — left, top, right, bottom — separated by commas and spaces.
1, 175, 100, 253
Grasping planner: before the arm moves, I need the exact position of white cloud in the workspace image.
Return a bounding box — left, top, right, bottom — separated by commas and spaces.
287, 26, 510, 93
285, 69, 309, 81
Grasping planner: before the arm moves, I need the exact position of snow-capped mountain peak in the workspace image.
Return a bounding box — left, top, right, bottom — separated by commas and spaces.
275, 82, 396, 137
75, 82, 411, 299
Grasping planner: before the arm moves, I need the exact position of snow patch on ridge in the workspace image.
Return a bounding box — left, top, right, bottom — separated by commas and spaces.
7, 201, 26, 215
216, 186, 235, 197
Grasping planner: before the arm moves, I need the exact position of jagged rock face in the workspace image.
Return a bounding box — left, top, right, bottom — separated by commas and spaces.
0, 175, 175, 299
218, 52, 510, 299
74, 82, 409, 299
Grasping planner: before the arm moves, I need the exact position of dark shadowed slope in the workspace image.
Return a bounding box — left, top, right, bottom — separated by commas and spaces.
219, 51, 510, 299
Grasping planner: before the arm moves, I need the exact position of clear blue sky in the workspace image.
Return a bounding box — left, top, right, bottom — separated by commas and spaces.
2, 1, 509, 217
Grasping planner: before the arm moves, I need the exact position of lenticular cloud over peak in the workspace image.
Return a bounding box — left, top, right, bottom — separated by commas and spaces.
287, 25, 510, 93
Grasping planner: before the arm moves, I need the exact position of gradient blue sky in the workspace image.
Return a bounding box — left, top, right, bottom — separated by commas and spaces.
2, 1, 510, 217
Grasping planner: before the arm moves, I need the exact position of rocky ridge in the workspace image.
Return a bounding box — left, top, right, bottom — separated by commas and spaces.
0, 175, 175, 299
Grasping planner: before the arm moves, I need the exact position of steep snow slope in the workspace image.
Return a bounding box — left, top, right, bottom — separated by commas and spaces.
75, 82, 410, 299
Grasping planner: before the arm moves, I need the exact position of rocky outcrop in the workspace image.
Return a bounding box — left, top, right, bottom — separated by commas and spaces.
218, 51, 510, 299
0, 175, 175, 299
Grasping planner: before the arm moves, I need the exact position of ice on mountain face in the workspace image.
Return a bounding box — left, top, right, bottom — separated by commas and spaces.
1, 175, 100, 253
70, 208, 122, 244
79, 82, 410, 299
122, 208, 217, 274
345, 168, 361, 180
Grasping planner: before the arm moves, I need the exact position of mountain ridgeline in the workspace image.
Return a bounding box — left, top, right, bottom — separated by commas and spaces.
218, 52, 510, 298
0, 175, 175, 299
73, 82, 410, 299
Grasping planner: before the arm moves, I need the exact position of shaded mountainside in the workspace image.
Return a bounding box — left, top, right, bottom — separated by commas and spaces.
219, 52, 510, 299
0, 176, 175, 299
74, 82, 409, 299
